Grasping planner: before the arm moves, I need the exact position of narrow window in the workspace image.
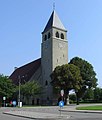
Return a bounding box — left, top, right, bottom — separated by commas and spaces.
47, 97, 49, 101
61, 33, 64, 39
45, 80, 48, 86
48, 32, 51, 39
56, 32, 59, 38
44, 35, 47, 41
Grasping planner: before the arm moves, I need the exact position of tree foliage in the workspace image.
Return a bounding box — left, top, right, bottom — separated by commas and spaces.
51, 64, 82, 104
83, 88, 94, 100
0, 74, 16, 100
69, 57, 98, 88
20, 81, 41, 97
69, 57, 98, 102
94, 87, 102, 101
51, 64, 82, 91
69, 87, 102, 103
51, 57, 98, 104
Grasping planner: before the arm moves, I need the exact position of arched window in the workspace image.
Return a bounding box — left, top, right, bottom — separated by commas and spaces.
48, 32, 51, 39
61, 33, 64, 39
47, 97, 49, 101
44, 35, 47, 41
57, 59, 58, 63
56, 32, 59, 38
45, 80, 48, 86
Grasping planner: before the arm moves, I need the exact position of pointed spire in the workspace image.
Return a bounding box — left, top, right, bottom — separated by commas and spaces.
43, 10, 66, 33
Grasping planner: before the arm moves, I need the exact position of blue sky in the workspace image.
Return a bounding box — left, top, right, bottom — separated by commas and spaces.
0, 0, 102, 87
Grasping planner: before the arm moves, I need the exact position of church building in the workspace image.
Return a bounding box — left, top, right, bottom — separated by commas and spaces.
10, 10, 68, 105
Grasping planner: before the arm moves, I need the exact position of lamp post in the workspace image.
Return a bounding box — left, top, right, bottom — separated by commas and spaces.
18, 75, 21, 107
3, 96, 6, 107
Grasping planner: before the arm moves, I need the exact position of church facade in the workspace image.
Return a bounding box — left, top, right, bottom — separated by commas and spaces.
10, 10, 68, 105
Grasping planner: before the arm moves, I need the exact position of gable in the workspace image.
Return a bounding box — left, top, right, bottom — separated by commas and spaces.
9, 58, 41, 85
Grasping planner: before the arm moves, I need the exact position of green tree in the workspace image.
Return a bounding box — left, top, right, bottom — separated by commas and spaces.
69, 57, 98, 101
50, 64, 82, 104
94, 87, 102, 102
0, 74, 16, 101
83, 88, 94, 101
20, 81, 41, 104
69, 94, 76, 103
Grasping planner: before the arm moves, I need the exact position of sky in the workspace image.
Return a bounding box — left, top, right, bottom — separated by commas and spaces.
0, 0, 102, 87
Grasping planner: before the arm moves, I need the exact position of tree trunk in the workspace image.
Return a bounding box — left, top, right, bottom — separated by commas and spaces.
66, 94, 69, 105
65, 90, 69, 105
76, 92, 79, 105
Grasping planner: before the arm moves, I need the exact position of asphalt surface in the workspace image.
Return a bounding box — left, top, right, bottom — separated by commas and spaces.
1, 104, 102, 120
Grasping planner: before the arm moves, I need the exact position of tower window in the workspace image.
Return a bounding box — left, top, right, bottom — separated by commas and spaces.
57, 59, 58, 63
44, 35, 47, 41
61, 33, 64, 39
56, 32, 59, 38
48, 32, 51, 39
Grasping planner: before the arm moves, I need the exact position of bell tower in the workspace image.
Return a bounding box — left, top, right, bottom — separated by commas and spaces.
41, 10, 68, 104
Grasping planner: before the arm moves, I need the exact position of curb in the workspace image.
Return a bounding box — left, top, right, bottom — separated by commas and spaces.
3, 112, 36, 119
3, 111, 70, 120
61, 109, 102, 114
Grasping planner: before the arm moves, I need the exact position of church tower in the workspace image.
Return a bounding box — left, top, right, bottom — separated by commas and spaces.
41, 10, 68, 104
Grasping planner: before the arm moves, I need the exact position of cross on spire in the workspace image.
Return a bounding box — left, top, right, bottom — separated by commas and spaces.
53, 0, 55, 10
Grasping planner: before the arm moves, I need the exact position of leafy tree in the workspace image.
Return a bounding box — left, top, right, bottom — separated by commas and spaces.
50, 64, 82, 104
20, 81, 41, 104
69, 94, 76, 103
69, 57, 98, 88
0, 74, 16, 101
99, 88, 102, 101
94, 87, 102, 102
83, 88, 94, 101
69, 57, 98, 101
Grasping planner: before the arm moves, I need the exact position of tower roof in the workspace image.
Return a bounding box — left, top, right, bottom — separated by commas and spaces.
43, 10, 66, 33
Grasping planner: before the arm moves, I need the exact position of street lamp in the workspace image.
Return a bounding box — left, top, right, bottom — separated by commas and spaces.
3, 96, 6, 107
18, 75, 21, 107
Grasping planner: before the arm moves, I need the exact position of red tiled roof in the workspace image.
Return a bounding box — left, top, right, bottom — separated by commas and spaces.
9, 58, 41, 85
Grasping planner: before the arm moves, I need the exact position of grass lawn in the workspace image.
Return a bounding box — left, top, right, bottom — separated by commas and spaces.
76, 105, 102, 111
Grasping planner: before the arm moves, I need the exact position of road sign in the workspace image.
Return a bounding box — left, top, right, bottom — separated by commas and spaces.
59, 100, 64, 107
12, 101, 17, 106
3, 96, 6, 101
60, 89, 64, 96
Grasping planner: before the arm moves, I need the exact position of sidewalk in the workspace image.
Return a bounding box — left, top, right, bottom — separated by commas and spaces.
3, 104, 102, 119
3, 108, 70, 120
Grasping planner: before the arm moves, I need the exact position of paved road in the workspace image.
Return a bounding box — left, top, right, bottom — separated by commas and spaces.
1, 104, 102, 120
64, 111, 102, 120
0, 108, 30, 120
